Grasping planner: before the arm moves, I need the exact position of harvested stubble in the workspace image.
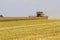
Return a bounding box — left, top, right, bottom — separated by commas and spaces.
0, 19, 60, 40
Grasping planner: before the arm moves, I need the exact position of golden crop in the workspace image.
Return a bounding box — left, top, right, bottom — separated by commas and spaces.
0, 19, 60, 40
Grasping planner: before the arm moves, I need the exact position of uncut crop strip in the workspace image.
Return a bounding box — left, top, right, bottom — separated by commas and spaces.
0, 16, 48, 21
0, 21, 60, 30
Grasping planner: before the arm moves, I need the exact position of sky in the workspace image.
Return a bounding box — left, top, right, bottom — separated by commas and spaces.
0, 0, 60, 18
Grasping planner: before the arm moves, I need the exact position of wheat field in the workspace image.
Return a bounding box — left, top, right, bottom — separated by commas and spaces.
0, 19, 60, 40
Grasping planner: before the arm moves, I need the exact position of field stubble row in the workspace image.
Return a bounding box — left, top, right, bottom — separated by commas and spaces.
0, 19, 60, 40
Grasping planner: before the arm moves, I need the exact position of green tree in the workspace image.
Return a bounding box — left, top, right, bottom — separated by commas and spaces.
37, 11, 44, 17
0, 15, 3, 17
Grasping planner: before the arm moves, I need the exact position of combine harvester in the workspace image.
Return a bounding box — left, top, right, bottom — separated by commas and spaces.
0, 11, 48, 21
